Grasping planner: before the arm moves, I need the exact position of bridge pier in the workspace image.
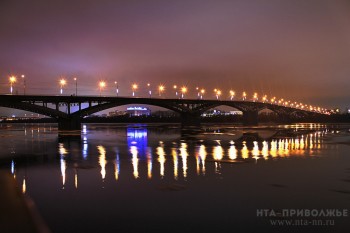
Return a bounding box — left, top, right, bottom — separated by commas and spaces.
58, 117, 81, 131
243, 110, 259, 126
181, 113, 201, 127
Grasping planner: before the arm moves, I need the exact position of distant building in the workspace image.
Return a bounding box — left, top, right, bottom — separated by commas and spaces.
108, 110, 126, 117
126, 106, 151, 116
202, 109, 242, 117
152, 110, 178, 117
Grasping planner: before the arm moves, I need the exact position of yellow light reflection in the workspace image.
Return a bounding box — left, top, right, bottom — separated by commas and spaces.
270, 140, 278, 158
213, 144, 223, 160
147, 149, 152, 179
180, 143, 188, 178
74, 171, 78, 189
228, 141, 237, 160
22, 177, 26, 194
114, 155, 120, 181
172, 147, 178, 180
199, 145, 207, 175
252, 141, 260, 161
130, 146, 139, 179
156, 144, 166, 178
262, 141, 269, 159
241, 142, 249, 159
98, 145, 107, 181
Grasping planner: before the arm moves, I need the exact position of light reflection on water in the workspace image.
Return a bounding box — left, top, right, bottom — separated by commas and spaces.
2, 123, 350, 233
3, 123, 340, 190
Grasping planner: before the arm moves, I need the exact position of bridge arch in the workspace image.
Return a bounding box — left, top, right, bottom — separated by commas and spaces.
0, 102, 68, 119
71, 100, 184, 118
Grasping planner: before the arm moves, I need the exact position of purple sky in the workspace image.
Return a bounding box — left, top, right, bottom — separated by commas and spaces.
1, 0, 350, 113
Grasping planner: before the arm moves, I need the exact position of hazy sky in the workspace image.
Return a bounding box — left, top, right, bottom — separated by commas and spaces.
1, 0, 350, 112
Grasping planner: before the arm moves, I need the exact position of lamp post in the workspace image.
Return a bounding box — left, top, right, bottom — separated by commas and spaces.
158, 85, 164, 97
132, 83, 138, 97
242, 91, 247, 101
147, 83, 151, 98
229, 90, 235, 100
74, 77, 77, 96
99, 81, 106, 96
114, 81, 119, 96
21, 75, 26, 95
253, 92, 258, 102
59, 79, 66, 95
216, 90, 221, 100
173, 85, 178, 98
200, 89, 205, 99
9, 76, 17, 95
181, 86, 187, 99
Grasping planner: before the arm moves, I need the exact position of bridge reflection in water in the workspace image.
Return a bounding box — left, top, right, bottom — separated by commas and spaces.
8, 124, 334, 192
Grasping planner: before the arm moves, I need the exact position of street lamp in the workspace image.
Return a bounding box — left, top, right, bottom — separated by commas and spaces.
196, 87, 200, 99
99, 81, 106, 96
59, 79, 66, 95
115, 81, 119, 96
21, 75, 26, 95
132, 83, 138, 97
181, 86, 187, 99
147, 83, 151, 98
253, 92, 258, 102
158, 85, 165, 97
74, 77, 77, 96
242, 91, 247, 101
262, 95, 267, 103
200, 89, 205, 99
229, 90, 235, 100
173, 85, 178, 98
9, 76, 16, 95
216, 90, 221, 100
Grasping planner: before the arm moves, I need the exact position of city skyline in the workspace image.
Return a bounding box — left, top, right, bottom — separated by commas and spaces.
1, 0, 349, 114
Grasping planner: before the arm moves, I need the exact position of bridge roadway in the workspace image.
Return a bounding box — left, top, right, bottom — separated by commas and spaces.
0, 95, 319, 130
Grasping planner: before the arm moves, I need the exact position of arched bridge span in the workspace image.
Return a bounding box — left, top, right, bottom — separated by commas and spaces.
0, 95, 322, 130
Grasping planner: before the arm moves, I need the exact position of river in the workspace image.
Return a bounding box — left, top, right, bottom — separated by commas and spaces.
0, 123, 349, 233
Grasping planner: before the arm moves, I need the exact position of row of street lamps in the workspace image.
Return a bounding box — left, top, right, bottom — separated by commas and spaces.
4, 76, 328, 114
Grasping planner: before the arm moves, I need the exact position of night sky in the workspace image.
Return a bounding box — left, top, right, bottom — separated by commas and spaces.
1, 0, 350, 113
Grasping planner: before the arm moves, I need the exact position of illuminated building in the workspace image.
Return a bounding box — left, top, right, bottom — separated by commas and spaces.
126, 106, 151, 116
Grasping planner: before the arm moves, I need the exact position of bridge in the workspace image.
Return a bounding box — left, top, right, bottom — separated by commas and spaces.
0, 94, 325, 130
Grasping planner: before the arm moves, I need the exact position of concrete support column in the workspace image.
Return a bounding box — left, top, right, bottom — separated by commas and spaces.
243, 110, 259, 125
181, 112, 201, 127
58, 117, 81, 131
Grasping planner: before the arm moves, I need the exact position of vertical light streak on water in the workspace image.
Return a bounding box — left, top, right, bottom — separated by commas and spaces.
130, 146, 139, 179
300, 136, 305, 150
270, 140, 277, 158
146, 148, 152, 179
114, 154, 120, 181
252, 141, 260, 162
11, 160, 15, 175
262, 141, 269, 159
241, 141, 249, 159
171, 147, 178, 180
22, 177, 26, 194
180, 143, 188, 179
74, 171, 78, 189
59, 143, 68, 188
278, 139, 284, 157
98, 145, 107, 181
156, 142, 166, 178
199, 145, 207, 175
228, 141, 237, 161
83, 136, 88, 160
